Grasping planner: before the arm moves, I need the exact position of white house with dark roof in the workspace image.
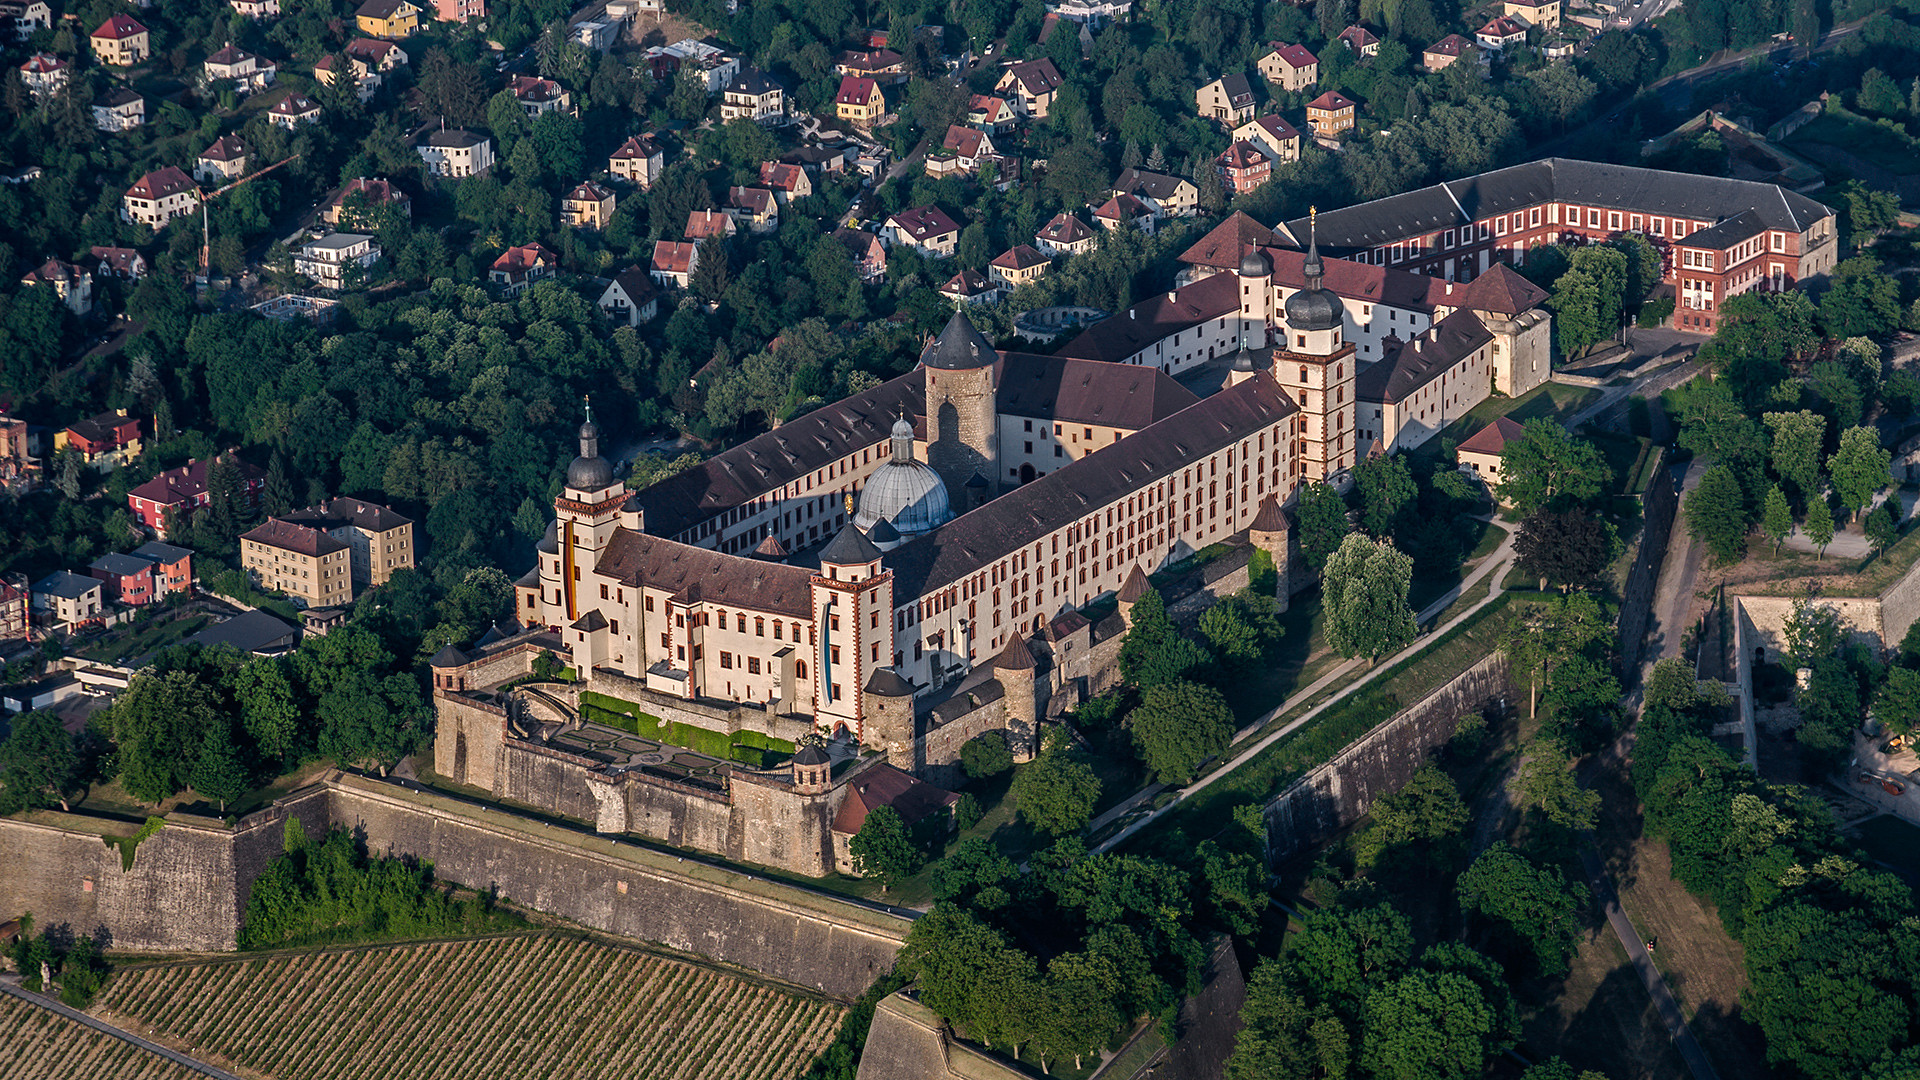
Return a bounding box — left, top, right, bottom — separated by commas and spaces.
1111, 168, 1197, 217
721, 67, 785, 123
204, 44, 276, 94
417, 128, 494, 177
1196, 72, 1257, 127
995, 58, 1063, 119
597, 267, 660, 327
1036, 212, 1096, 257
1233, 114, 1301, 164
92, 88, 145, 132
609, 135, 664, 187
195, 134, 250, 183
885, 206, 961, 258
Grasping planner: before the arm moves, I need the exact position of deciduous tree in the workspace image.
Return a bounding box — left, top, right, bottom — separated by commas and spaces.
1805, 494, 1836, 557
1495, 420, 1611, 516
1011, 737, 1102, 836
1686, 463, 1750, 564
1322, 533, 1417, 664
1118, 588, 1212, 688
850, 804, 922, 891
1764, 410, 1825, 502
0, 710, 79, 813
1828, 426, 1892, 522
1126, 680, 1234, 785
1296, 481, 1351, 572
1514, 507, 1613, 589
1354, 452, 1417, 537
1762, 484, 1794, 554
1457, 843, 1588, 976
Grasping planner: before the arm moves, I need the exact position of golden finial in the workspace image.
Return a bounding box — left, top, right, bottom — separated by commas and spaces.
844, 492, 855, 515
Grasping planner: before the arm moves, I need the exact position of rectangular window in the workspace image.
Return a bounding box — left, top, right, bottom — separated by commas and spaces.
720, 651, 733, 669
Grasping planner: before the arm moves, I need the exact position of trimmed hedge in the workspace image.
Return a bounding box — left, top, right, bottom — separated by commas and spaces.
578, 690, 795, 767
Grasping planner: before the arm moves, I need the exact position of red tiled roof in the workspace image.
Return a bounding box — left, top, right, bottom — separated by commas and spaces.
725, 186, 773, 214
242, 516, 348, 557
652, 240, 695, 274
1002, 58, 1063, 97
1038, 212, 1094, 245
92, 14, 147, 39
1243, 114, 1301, 143
1426, 33, 1475, 57
492, 242, 554, 273
1218, 141, 1269, 169
126, 166, 200, 201
1457, 263, 1547, 315
889, 205, 960, 239
128, 456, 262, 507
22, 53, 65, 74
344, 38, 399, 62
1338, 25, 1379, 47
942, 124, 985, 158
509, 75, 563, 101
684, 209, 732, 239
1457, 415, 1526, 455
940, 268, 993, 296
200, 134, 250, 162
835, 75, 879, 105
829, 763, 959, 835
1480, 16, 1528, 36
1269, 42, 1317, 69
567, 181, 614, 203
1093, 192, 1153, 221
611, 134, 661, 160
758, 161, 804, 190
989, 244, 1049, 271
1308, 90, 1357, 112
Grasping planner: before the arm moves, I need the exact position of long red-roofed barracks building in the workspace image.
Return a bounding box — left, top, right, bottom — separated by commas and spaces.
1274, 157, 1837, 332
514, 308, 1320, 750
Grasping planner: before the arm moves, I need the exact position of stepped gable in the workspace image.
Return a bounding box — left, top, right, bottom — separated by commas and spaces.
995, 629, 1035, 670
1279, 157, 1832, 253
623, 368, 925, 541
1355, 309, 1495, 404
1056, 271, 1239, 363
886, 374, 1297, 602
594, 528, 815, 617
995, 352, 1199, 430
1117, 564, 1150, 602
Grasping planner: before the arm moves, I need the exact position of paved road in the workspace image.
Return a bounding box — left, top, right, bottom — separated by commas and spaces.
1577, 849, 1724, 1080
1092, 519, 1517, 852
0, 976, 245, 1080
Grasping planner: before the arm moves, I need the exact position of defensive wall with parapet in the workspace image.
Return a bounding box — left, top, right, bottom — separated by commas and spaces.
0, 773, 908, 1000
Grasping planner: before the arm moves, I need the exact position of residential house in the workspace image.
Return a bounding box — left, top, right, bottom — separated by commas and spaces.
121, 167, 201, 229
723, 186, 777, 233
1093, 192, 1156, 233
1477, 16, 1529, 51
294, 233, 380, 288
996, 58, 1064, 119
1232, 114, 1301, 164
609, 135, 664, 187
195, 134, 250, 183
642, 39, 739, 94
1036, 212, 1097, 257
684, 208, 735, 242
1504, 0, 1559, 29
354, 0, 419, 38
240, 518, 353, 607
1455, 415, 1526, 495
650, 240, 697, 289
127, 453, 266, 537
130, 540, 193, 597
0, 413, 34, 491
321, 176, 410, 226
988, 244, 1050, 292
268, 92, 321, 129
90, 247, 146, 280
781, 144, 849, 176
835, 75, 885, 127
885, 205, 961, 258
1, 0, 51, 42
1112, 167, 1198, 217
1257, 43, 1318, 92
90, 14, 150, 66
1338, 25, 1380, 56
835, 48, 905, 84
561, 181, 616, 230
31, 571, 102, 627
0, 573, 24, 641
967, 94, 1016, 134
178, 610, 299, 656
757, 161, 811, 203
721, 67, 785, 123
204, 44, 276, 94
1196, 72, 1257, 128
833, 227, 886, 280
88, 552, 155, 606
939, 268, 996, 306
279, 497, 415, 587
313, 53, 377, 101
1306, 90, 1357, 140
19, 53, 66, 98
345, 37, 407, 71
58, 409, 140, 468
417, 129, 495, 177
938, 124, 993, 172
1423, 34, 1479, 71
22, 258, 91, 315
490, 241, 556, 295
509, 75, 571, 118
230, 0, 279, 17
433, 0, 484, 22
1215, 141, 1272, 196
597, 267, 661, 327
91, 89, 145, 132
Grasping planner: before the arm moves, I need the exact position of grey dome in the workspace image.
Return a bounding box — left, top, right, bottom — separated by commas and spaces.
1230, 344, 1259, 372
1238, 247, 1270, 277
536, 518, 560, 554
855, 459, 952, 535
1285, 286, 1341, 333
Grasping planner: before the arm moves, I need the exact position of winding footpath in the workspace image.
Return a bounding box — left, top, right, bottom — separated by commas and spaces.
1091, 518, 1518, 854
0, 976, 245, 1080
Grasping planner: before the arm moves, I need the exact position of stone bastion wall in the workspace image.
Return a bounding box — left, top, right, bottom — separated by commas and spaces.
0, 774, 908, 1000
1263, 652, 1514, 861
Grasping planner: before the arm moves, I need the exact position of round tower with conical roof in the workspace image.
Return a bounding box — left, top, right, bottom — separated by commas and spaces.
921, 311, 1000, 508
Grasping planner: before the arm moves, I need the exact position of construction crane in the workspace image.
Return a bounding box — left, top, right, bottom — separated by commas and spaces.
198, 154, 300, 287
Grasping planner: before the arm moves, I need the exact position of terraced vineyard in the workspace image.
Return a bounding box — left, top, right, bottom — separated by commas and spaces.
0, 993, 201, 1079
90, 933, 846, 1080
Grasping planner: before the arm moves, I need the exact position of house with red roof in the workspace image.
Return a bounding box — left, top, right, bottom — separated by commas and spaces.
563, 181, 617, 230
829, 763, 958, 875
90, 13, 149, 66
1215, 141, 1272, 196
121, 167, 201, 229
1477, 16, 1530, 51
684, 208, 735, 241
1093, 192, 1157, 234
58, 409, 141, 469
834, 75, 885, 127
322, 176, 410, 226
995, 58, 1063, 119
1233, 114, 1301, 164
1338, 24, 1381, 56
939, 267, 996, 306
1307, 90, 1358, 140
196, 134, 251, 184
205, 44, 277, 94
489, 242, 556, 296
650, 240, 698, 289
1036, 212, 1097, 257
884, 205, 961, 258
127, 454, 266, 537
609, 135, 664, 188
21, 258, 92, 316
18, 52, 66, 97
1455, 416, 1527, 495
757, 161, 811, 204
988, 244, 1050, 292
1423, 33, 1481, 71
1258, 42, 1318, 91
966, 94, 1016, 134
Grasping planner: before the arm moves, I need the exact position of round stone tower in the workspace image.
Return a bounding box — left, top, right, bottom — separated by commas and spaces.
921, 311, 999, 509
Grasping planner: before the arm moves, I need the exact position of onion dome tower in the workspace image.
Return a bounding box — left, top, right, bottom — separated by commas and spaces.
1275, 208, 1358, 484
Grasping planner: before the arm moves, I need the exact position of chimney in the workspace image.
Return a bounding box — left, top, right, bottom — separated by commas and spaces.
1128, 308, 1135, 319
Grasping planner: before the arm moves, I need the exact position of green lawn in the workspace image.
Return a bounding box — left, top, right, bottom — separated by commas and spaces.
71, 612, 211, 665
1429, 383, 1605, 452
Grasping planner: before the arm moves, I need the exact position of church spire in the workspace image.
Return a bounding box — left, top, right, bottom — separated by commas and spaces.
1302, 205, 1323, 291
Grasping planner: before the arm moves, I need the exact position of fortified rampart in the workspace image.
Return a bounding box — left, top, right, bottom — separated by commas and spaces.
0, 775, 908, 1000
1264, 653, 1513, 860
1616, 445, 1678, 680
